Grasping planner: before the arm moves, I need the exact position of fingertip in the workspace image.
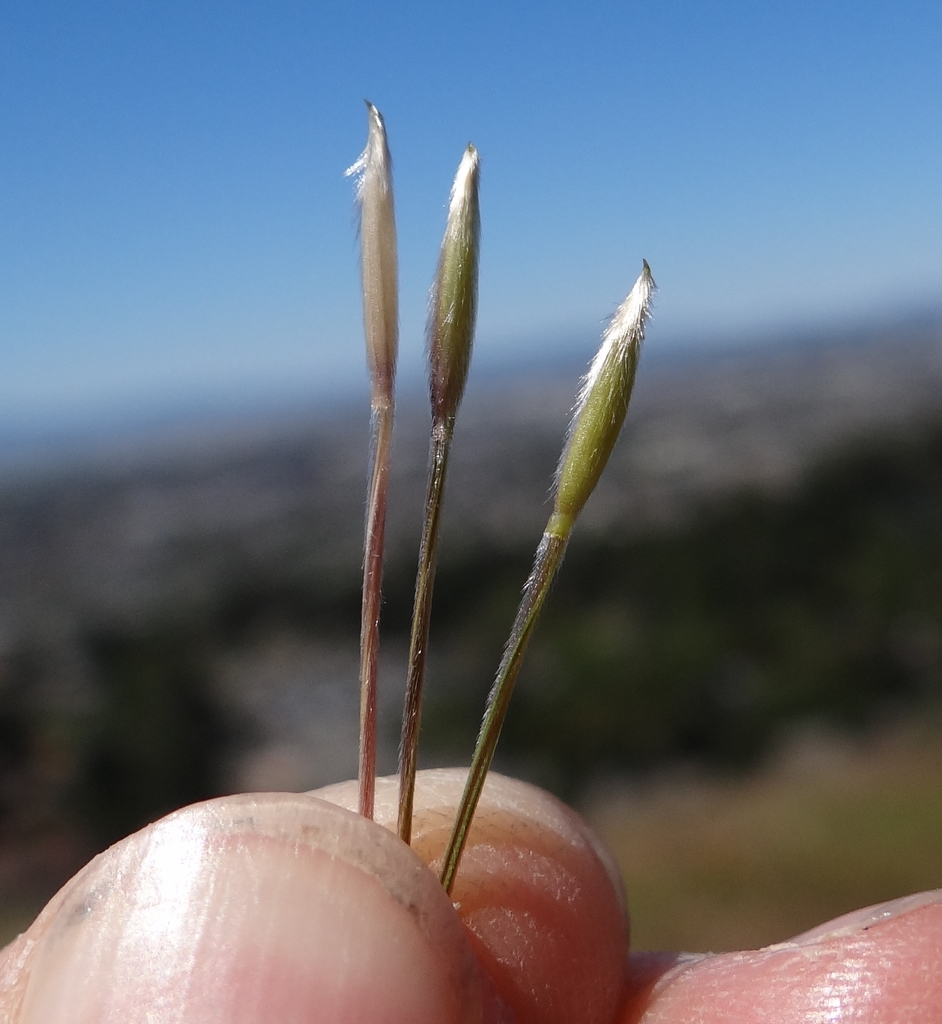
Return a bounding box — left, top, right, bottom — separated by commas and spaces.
619, 894, 942, 1023
318, 769, 630, 1024
7, 794, 484, 1024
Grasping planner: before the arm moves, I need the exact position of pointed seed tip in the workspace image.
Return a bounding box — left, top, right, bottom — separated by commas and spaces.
365, 102, 385, 130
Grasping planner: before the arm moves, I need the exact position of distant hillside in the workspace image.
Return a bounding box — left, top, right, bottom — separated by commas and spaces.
2, 324, 941, 635
0, 323, 941, 890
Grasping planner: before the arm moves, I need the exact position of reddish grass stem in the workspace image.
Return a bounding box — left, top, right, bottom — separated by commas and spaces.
348, 102, 398, 819
358, 402, 394, 818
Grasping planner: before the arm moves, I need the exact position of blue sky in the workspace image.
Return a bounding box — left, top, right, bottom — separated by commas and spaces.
2, 0, 941, 432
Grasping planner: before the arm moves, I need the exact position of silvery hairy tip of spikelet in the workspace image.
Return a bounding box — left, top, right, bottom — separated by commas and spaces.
428, 144, 480, 426
346, 102, 398, 404
551, 261, 655, 535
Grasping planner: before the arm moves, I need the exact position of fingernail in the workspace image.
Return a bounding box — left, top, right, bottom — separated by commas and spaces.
781, 889, 942, 947
17, 794, 482, 1024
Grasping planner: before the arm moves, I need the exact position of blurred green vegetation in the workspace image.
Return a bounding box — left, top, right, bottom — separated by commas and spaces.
589, 717, 942, 951
1, 421, 941, 881
77, 629, 244, 843
0, 626, 248, 858
423, 426, 942, 793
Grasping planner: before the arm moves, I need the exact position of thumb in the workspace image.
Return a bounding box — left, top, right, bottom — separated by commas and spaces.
317, 769, 631, 1024
0, 793, 486, 1024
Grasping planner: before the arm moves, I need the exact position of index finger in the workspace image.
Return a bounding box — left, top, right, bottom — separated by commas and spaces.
619, 890, 942, 1022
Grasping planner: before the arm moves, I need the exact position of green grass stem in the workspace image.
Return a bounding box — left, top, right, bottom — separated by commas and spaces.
398, 146, 480, 843
440, 263, 654, 889
440, 528, 569, 891
398, 423, 453, 842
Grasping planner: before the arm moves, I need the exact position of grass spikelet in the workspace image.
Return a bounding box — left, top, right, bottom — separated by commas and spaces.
346, 101, 399, 820
439, 262, 655, 891
398, 145, 481, 844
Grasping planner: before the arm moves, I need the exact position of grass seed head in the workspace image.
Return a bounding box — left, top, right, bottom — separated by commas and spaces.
346, 102, 398, 405
428, 144, 481, 426
551, 261, 655, 535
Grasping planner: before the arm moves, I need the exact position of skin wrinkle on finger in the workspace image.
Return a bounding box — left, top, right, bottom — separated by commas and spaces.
621, 898, 942, 1023
5, 793, 485, 1024
315, 769, 630, 1024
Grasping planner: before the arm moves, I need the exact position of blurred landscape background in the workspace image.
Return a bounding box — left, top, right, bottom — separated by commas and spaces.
2, 319, 942, 950
2, 0, 942, 954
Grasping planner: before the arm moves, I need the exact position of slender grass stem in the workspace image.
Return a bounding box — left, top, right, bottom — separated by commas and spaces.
347, 102, 398, 820
358, 401, 394, 818
397, 145, 480, 843
439, 262, 655, 890
440, 528, 569, 892
398, 419, 453, 843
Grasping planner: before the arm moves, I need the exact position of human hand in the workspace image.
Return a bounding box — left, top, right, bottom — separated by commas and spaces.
0, 769, 939, 1023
